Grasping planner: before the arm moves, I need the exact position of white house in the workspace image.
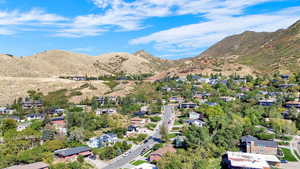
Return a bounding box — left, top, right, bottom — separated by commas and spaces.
133, 163, 158, 169
25, 113, 45, 121
17, 122, 31, 131
95, 108, 117, 115
87, 133, 118, 148
224, 151, 280, 169
189, 112, 201, 120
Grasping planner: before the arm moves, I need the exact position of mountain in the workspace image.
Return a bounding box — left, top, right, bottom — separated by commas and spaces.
0, 50, 171, 77
195, 20, 300, 74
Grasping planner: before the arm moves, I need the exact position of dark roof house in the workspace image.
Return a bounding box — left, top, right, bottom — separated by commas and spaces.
54, 146, 91, 158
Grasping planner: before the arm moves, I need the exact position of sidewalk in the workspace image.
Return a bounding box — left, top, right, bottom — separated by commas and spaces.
290, 136, 300, 161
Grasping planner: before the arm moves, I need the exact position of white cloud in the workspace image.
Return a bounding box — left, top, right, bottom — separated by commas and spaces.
130, 5, 300, 57
61, 0, 281, 37
0, 9, 67, 35
0, 9, 66, 25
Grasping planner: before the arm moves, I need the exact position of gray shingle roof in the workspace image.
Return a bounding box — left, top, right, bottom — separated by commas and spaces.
241, 135, 258, 143
54, 146, 91, 157
254, 140, 277, 148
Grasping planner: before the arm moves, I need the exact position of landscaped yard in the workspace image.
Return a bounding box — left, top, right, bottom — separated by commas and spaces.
281, 148, 298, 162
130, 160, 147, 166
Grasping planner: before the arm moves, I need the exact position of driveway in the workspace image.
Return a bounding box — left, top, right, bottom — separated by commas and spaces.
85, 158, 109, 169
280, 162, 300, 169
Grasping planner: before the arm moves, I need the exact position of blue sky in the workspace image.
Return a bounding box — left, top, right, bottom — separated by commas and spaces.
0, 0, 299, 59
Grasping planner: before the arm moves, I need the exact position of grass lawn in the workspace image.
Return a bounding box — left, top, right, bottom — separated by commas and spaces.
130, 160, 147, 166
168, 133, 177, 138
281, 148, 298, 162
174, 120, 182, 125
172, 127, 180, 131
143, 150, 152, 157
294, 149, 300, 159
145, 123, 157, 130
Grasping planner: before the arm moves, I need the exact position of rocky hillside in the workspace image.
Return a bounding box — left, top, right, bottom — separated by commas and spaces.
196, 20, 300, 74
0, 50, 171, 77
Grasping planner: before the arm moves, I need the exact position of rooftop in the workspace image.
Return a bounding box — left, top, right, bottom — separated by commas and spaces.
227, 151, 279, 169
54, 146, 91, 157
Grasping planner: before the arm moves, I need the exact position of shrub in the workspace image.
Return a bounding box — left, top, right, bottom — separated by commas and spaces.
150, 116, 161, 122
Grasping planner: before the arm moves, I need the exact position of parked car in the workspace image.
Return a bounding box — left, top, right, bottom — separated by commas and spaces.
89, 155, 96, 160
280, 160, 288, 163
123, 152, 129, 157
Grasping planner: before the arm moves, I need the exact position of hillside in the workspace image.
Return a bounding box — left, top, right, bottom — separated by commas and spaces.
196, 20, 300, 74
0, 50, 172, 77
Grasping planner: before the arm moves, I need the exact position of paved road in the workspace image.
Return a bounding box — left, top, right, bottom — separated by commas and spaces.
290, 136, 300, 160
102, 105, 175, 169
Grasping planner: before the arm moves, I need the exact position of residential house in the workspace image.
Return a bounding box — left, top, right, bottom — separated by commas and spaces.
5, 162, 49, 169
96, 96, 119, 105
197, 77, 211, 84
168, 97, 184, 103
185, 119, 206, 127
223, 151, 280, 169
71, 76, 86, 81
128, 125, 139, 132
0, 107, 7, 114
149, 145, 176, 162
55, 108, 65, 113
193, 92, 211, 99
140, 106, 149, 112
17, 122, 31, 131
174, 136, 186, 148
236, 93, 246, 100
240, 87, 250, 92
258, 99, 276, 106
219, 96, 236, 102
234, 78, 247, 84
191, 75, 201, 80
87, 133, 118, 148
54, 146, 91, 160
0, 107, 14, 114
178, 102, 197, 109
285, 100, 300, 109
189, 111, 201, 120
50, 116, 67, 135
240, 135, 278, 155
161, 87, 172, 92
176, 77, 187, 82
280, 74, 289, 80
26, 113, 45, 121
133, 163, 158, 169
22, 99, 43, 109
131, 117, 146, 127
96, 97, 105, 105
96, 108, 117, 115
207, 102, 218, 106
134, 111, 146, 117
278, 84, 297, 88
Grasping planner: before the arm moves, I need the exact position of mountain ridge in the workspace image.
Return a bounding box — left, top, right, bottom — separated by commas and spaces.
0, 49, 171, 77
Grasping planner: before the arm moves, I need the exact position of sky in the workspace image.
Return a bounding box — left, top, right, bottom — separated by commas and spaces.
0, 0, 299, 59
